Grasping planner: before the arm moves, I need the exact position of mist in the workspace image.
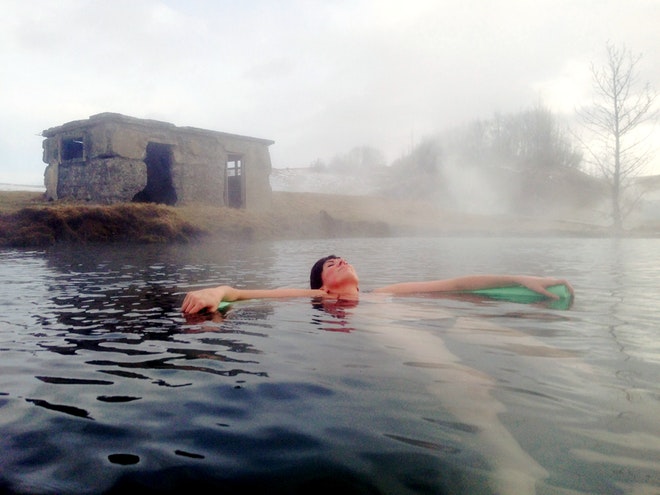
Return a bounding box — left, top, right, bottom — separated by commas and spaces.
274, 102, 622, 232
2, 0, 659, 188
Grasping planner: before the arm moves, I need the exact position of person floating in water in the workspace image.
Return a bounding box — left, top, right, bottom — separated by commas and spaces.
181, 255, 573, 314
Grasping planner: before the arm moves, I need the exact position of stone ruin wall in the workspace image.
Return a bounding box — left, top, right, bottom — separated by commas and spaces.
43, 114, 273, 209
43, 120, 148, 203
205, 133, 273, 211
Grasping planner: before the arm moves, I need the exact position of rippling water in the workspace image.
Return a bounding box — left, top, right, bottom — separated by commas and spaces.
1, 237, 659, 494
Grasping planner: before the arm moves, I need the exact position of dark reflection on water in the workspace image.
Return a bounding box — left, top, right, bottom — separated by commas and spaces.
1, 237, 660, 494
25, 398, 93, 419
2, 241, 481, 494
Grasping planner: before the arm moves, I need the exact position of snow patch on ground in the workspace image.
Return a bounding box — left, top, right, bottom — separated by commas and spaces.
0, 183, 45, 192
270, 168, 379, 195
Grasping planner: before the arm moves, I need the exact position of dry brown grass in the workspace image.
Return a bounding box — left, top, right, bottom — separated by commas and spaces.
269, 192, 600, 236
0, 190, 616, 248
0, 191, 46, 215
0, 200, 203, 247
176, 193, 393, 240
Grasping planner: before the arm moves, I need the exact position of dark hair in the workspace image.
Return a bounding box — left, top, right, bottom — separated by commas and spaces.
310, 255, 338, 289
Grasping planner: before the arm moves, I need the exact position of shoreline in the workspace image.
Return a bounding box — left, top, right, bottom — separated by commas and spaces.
1, 190, 657, 247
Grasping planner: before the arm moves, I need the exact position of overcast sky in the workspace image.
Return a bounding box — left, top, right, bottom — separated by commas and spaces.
1, 0, 659, 185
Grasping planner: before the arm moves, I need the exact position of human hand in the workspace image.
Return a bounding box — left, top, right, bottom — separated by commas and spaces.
181, 287, 225, 314
518, 276, 574, 300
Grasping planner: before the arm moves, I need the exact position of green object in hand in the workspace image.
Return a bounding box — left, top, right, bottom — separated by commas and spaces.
465, 284, 573, 309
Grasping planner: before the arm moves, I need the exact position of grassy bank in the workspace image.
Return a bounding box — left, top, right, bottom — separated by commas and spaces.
0, 198, 203, 247
0, 190, 617, 248
0, 191, 392, 247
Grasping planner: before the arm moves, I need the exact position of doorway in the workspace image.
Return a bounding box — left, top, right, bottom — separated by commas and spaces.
133, 142, 177, 205
226, 154, 244, 208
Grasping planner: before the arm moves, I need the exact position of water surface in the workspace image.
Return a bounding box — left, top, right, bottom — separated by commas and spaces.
1, 237, 659, 494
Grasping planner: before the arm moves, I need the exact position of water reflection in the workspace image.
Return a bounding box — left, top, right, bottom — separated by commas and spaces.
26, 397, 94, 420
10, 242, 288, 436
2, 237, 660, 494
311, 298, 359, 332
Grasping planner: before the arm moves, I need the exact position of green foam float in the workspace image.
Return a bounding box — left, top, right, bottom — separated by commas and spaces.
465, 284, 573, 309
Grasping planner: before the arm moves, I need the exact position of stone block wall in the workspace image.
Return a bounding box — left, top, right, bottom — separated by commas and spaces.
42, 113, 273, 209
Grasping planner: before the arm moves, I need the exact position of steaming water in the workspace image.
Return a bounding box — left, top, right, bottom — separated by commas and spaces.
1, 237, 659, 494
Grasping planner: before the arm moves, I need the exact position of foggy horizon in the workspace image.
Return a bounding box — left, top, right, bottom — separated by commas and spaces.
1, 0, 659, 186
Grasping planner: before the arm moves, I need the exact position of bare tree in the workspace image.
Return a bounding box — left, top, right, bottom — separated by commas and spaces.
577, 42, 657, 233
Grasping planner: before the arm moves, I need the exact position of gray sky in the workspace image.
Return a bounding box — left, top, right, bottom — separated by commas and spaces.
1, 0, 659, 185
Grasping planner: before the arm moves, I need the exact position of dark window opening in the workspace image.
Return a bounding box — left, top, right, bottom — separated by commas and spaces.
226, 154, 244, 208
133, 142, 177, 205
62, 137, 84, 161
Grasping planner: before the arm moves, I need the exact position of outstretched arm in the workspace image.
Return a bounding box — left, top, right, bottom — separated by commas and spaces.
181, 285, 322, 314
373, 275, 573, 299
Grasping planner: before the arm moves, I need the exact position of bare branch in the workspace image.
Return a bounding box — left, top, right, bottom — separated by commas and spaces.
577, 41, 657, 233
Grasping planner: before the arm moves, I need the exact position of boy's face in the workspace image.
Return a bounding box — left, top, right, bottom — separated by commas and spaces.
321, 257, 359, 290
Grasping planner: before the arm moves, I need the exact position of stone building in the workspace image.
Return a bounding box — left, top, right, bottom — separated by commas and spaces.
42, 113, 274, 209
